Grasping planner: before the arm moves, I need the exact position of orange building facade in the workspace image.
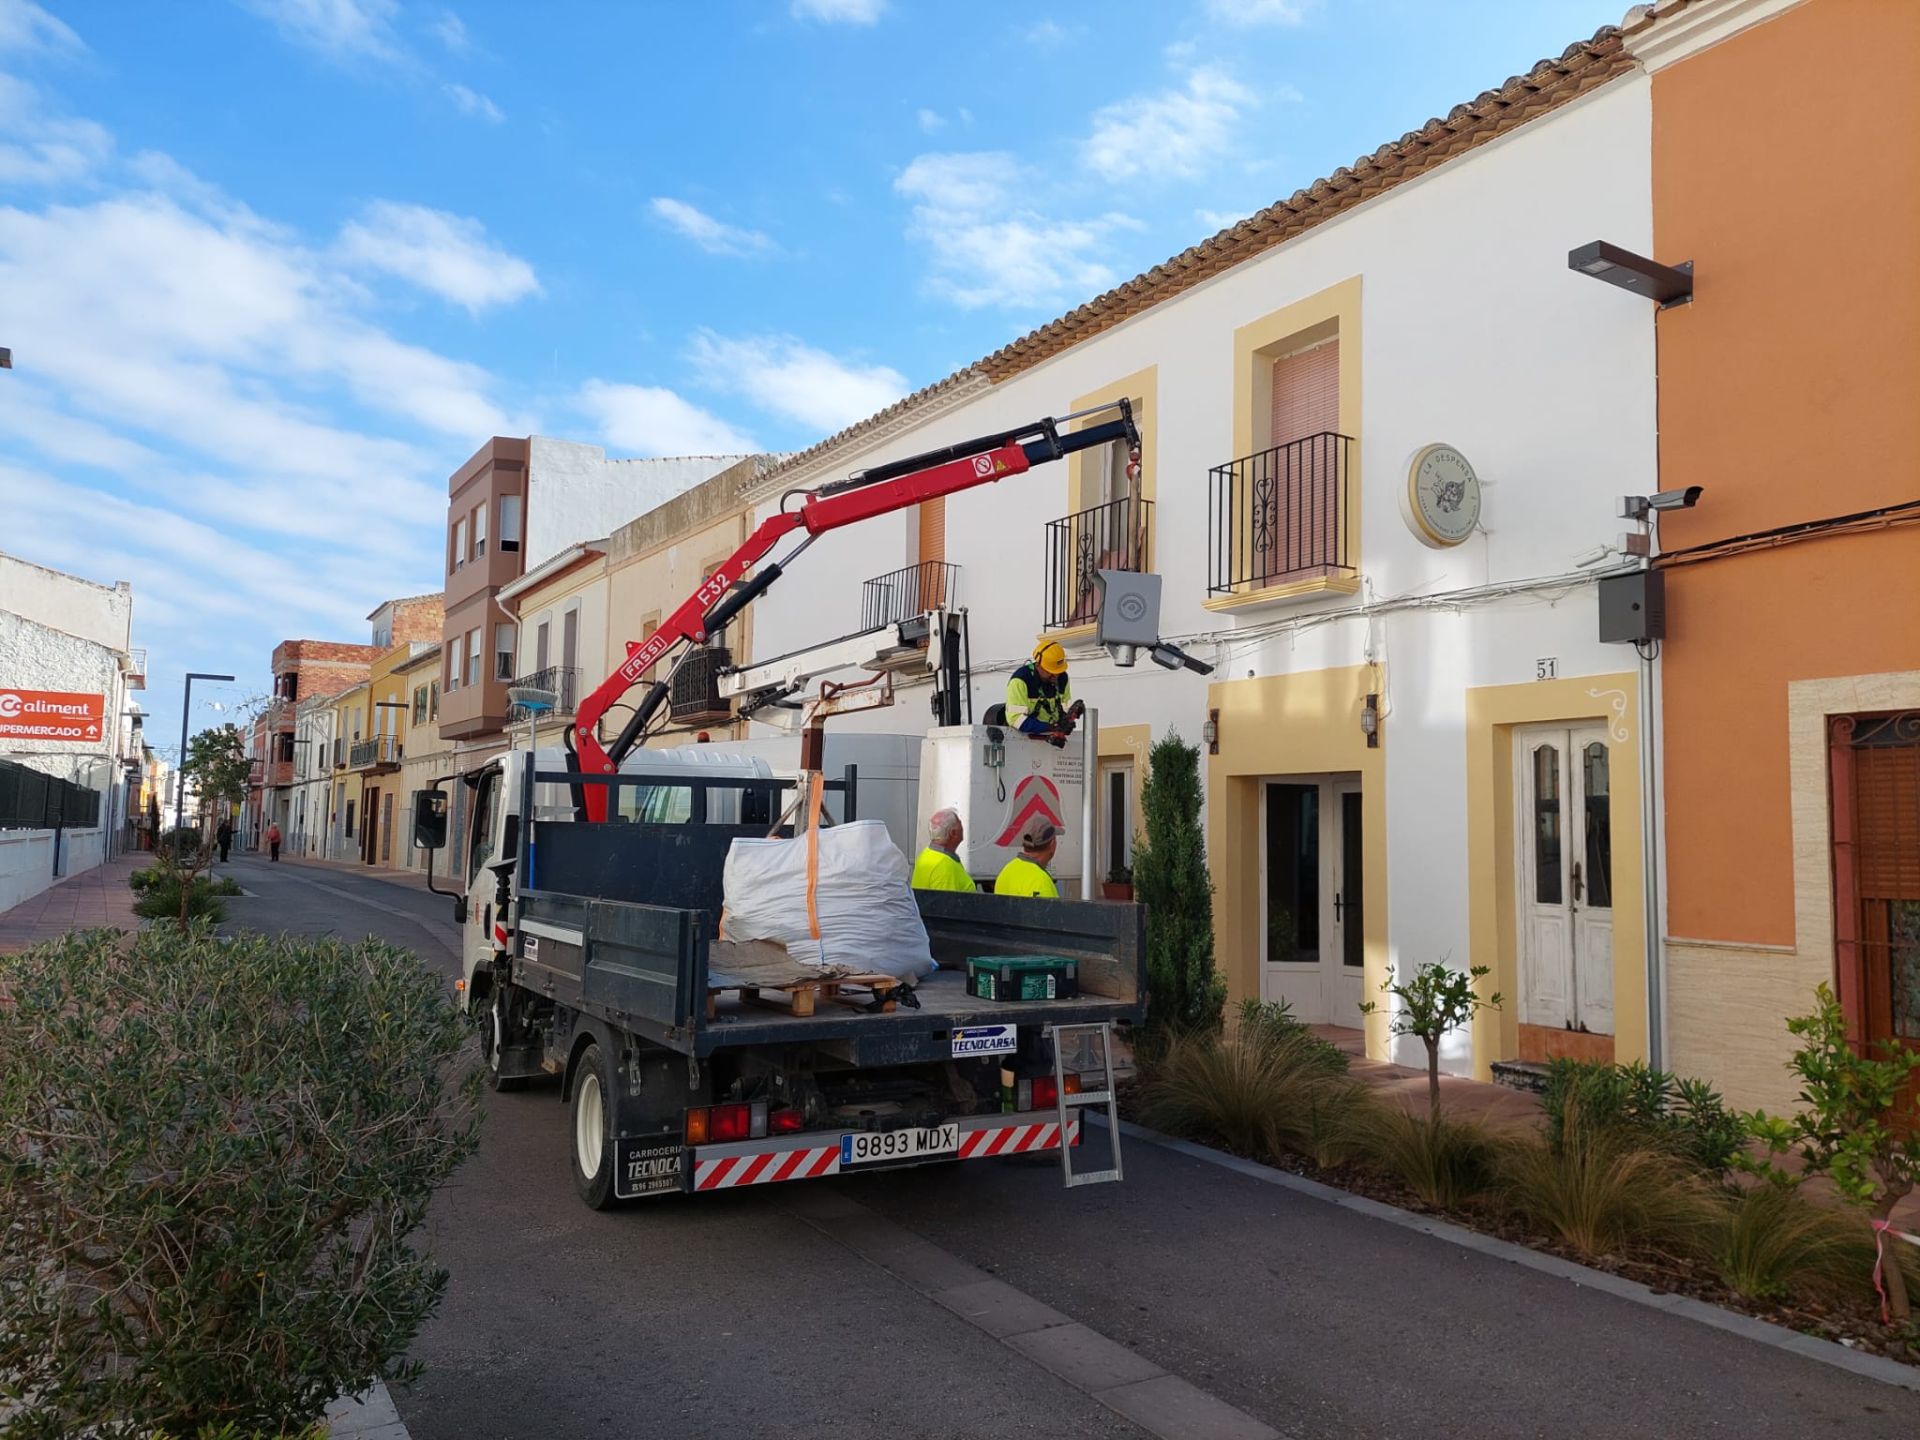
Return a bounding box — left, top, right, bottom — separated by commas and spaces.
1641, 0, 1920, 1109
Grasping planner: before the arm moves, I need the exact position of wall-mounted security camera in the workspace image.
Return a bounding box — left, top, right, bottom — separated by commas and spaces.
1620, 486, 1705, 521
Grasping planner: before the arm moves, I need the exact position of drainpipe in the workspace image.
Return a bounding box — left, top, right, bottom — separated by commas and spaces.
1080, 705, 1099, 900
1639, 644, 1664, 1069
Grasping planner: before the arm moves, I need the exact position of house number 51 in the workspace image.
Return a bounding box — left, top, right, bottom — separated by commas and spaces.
1535, 657, 1558, 680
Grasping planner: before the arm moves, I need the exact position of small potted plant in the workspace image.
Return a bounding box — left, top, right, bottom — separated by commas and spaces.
1101, 863, 1134, 902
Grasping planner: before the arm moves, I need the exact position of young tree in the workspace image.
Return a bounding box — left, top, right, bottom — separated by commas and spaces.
1362, 960, 1502, 1119
183, 723, 252, 835
1744, 984, 1920, 1322
1134, 732, 1225, 1036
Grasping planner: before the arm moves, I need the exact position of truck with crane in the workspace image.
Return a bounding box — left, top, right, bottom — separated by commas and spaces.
415, 403, 1213, 1209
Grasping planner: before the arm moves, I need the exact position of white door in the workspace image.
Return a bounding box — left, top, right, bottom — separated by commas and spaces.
1260, 776, 1364, 1027
1515, 726, 1614, 1035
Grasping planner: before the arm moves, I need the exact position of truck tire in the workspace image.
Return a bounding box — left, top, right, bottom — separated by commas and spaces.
481, 989, 528, 1093
570, 1039, 618, 1210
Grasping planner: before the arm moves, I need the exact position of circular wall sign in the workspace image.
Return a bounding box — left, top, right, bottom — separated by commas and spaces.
1401, 443, 1482, 548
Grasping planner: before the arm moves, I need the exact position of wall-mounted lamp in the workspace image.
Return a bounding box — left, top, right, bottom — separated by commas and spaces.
1203, 708, 1219, 756
1360, 693, 1380, 749
1568, 240, 1693, 307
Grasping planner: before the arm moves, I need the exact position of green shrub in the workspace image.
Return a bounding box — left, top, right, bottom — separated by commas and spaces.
1543, 1058, 1745, 1174
131, 874, 228, 923
157, 826, 204, 861
0, 926, 481, 1438
128, 865, 160, 892
1235, 996, 1347, 1069
1710, 1181, 1881, 1303
211, 875, 243, 897
1355, 1107, 1501, 1210
1498, 1102, 1714, 1260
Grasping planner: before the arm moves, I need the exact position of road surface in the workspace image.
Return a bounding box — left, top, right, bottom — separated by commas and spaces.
224, 855, 1920, 1440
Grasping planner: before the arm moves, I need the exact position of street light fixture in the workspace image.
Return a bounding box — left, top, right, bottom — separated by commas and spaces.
175, 672, 236, 835
1568, 241, 1694, 307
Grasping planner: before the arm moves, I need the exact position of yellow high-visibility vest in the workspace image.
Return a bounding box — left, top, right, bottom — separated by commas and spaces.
993, 855, 1059, 899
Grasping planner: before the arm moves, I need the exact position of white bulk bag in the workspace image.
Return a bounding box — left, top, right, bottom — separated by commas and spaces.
721, 819, 933, 981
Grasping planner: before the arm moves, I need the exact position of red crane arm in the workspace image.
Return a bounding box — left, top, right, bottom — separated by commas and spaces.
567, 404, 1135, 820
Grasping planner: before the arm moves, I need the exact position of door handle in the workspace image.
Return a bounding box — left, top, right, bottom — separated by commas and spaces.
1334, 892, 1344, 921
1571, 860, 1583, 905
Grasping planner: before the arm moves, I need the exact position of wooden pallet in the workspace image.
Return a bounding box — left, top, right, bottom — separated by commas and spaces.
707, 973, 902, 1019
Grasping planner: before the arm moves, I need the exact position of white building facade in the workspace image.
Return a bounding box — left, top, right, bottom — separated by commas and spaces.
737, 42, 1661, 1077
0, 551, 144, 905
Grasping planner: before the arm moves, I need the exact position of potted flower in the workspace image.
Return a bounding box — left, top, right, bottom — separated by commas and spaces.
1101, 864, 1134, 902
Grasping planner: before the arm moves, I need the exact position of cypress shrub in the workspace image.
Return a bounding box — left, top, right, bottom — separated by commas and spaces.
1133, 732, 1225, 1037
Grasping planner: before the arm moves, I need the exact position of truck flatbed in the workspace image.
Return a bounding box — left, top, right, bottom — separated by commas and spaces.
508, 820, 1144, 1062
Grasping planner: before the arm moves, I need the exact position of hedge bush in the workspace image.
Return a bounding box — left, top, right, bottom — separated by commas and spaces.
0, 926, 481, 1438
1542, 1058, 1746, 1175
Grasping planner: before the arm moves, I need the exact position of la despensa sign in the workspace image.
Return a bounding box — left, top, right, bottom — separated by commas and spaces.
0, 689, 106, 742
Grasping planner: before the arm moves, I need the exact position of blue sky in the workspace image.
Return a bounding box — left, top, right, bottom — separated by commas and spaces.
0, 0, 1609, 750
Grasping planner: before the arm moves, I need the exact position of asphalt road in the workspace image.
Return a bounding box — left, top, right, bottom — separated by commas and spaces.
225, 855, 1920, 1440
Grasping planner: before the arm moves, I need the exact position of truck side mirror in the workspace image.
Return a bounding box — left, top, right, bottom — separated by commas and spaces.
453, 895, 467, 925
413, 789, 448, 850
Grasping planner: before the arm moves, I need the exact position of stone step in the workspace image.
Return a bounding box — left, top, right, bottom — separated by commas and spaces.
1490, 1059, 1551, 1094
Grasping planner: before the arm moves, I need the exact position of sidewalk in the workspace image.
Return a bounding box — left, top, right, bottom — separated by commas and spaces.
0, 852, 146, 953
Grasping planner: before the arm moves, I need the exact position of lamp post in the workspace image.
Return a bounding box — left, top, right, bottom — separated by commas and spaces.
175, 672, 236, 836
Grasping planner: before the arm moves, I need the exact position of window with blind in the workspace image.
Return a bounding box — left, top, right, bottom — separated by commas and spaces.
1262, 335, 1341, 577
917, 498, 949, 609
1855, 736, 1920, 1044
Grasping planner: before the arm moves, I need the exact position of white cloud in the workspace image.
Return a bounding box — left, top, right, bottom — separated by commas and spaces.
791, 0, 885, 23
1083, 67, 1254, 182
337, 200, 540, 312
1196, 207, 1253, 229
1020, 19, 1073, 48
576, 380, 757, 457
687, 332, 907, 433
0, 0, 82, 54
916, 107, 943, 133
1204, 0, 1316, 25
647, 197, 775, 258
430, 9, 471, 53
0, 74, 112, 185
895, 152, 1135, 310
240, 0, 403, 64
443, 81, 503, 122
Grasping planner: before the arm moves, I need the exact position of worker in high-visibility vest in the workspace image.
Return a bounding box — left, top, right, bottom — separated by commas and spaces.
1006, 640, 1085, 747
910, 808, 975, 893
994, 819, 1060, 899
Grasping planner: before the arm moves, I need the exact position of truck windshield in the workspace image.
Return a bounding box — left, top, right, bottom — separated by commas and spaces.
468, 769, 499, 883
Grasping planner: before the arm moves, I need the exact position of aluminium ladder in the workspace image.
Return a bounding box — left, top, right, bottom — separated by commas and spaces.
1047, 1021, 1122, 1187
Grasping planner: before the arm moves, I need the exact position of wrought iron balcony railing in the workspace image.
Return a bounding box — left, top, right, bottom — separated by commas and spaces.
508, 665, 580, 717
1208, 431, 1355, 595
860, 562, 960, 630
1042, 496, 1152, 632
349, 735, 401, 770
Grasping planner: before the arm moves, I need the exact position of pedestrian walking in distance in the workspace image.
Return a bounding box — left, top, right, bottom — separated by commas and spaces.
215, 818, 233, 864
267, 821, 282, 863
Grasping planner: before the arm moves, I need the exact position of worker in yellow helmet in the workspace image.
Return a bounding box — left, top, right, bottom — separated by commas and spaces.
910, 808, 975, 892
994, 818, 1061, 899
1006, 640, 1085, 747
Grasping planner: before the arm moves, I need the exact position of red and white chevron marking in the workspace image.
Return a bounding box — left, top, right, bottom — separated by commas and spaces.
695, 1145, 840, 1191
957, 1116, 1079, 1159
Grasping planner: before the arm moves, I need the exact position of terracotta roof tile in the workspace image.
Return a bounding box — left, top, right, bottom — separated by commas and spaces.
756, 22, 1637, 492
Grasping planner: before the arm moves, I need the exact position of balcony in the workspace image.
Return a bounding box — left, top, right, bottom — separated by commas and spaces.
1208, 432, 1355, 597
508, 665, 581, 718
123, 647, 147, 690
1042, 497, 1153, 632
349, 735, 402, 772
264, 759, 294, 789
861, 562, 960, 630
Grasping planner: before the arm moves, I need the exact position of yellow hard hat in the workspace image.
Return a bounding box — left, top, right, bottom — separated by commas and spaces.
1032, 640, 1068, 676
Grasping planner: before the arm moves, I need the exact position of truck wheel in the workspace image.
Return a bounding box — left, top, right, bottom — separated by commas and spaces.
481, 990, 527, 1093
570, 1040, 618, 1210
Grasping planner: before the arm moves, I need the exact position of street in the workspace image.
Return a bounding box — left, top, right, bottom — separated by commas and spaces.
221, 855, 1920, 1440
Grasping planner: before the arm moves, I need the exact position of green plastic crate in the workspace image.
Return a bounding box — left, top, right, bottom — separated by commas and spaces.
966, 955, 1079, 1002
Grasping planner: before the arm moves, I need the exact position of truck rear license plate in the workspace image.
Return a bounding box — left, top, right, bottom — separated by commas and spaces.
841, 1124, 958, 1167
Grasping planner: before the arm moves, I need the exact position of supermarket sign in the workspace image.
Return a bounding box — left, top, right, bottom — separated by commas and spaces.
0, 689, 106, 742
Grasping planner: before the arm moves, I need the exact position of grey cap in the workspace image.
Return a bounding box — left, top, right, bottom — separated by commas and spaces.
1019, 818, 1059, 850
